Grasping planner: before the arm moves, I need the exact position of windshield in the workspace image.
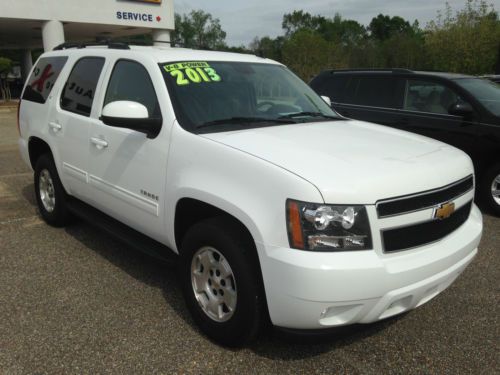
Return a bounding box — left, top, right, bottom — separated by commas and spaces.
455, 78, 500, 117
161, 61, 340, 133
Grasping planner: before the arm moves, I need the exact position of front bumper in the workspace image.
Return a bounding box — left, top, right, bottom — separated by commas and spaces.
259, 204, 482, 329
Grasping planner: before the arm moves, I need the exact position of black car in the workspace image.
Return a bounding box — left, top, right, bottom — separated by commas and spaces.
310, 69, 500, 215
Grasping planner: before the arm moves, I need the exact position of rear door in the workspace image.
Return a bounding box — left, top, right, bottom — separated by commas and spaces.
50, 56, 106, 198
86, 58, 170, 242
318, 74, 406, 127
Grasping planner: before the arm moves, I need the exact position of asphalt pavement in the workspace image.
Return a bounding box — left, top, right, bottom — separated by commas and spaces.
0, 109, 498, 374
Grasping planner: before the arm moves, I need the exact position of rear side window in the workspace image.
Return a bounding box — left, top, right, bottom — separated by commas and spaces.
311, 75, 349, 103
353, 77, 404, 108
103, 60, 161, 118
22, 56, 68, 104
347, 76, 404, 109
60, 57, 105, 117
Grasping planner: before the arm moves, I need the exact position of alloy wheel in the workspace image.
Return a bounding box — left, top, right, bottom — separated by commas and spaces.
492, 174, 500, 206
191, 246, 237, 322
39, 169, 56, 212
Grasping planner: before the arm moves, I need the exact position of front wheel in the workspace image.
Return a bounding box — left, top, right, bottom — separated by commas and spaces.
179, 217, 265, 347
479, 163, 500, 216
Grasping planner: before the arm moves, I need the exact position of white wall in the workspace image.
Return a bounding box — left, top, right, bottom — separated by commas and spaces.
1, 0, 174, 30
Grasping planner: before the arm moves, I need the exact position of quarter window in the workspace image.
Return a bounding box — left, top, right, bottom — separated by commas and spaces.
103, 60, 161, 118
60, 57, 105, 117
404, 80, 461, 115
22, 56, 68, 104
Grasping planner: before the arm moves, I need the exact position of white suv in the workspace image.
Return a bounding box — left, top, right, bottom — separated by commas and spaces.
18, 43, 483, 346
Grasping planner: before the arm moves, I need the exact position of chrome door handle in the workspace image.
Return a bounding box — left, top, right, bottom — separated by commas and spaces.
49, 122, 62, 132
90, 137, 109, 149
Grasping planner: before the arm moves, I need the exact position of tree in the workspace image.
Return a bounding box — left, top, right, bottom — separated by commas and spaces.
368, 14, 414, 41
381, 33, 425, 68
171, 10, 227, 50
282, 10, 325, 36
249, 36, 284, 61
425, 0, 500, 74
317, 13, 367, 45
0, 57, 12, 102
282, 30, 342, 81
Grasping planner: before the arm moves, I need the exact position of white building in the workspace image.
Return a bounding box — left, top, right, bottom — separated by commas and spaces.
0, 0, 175, 79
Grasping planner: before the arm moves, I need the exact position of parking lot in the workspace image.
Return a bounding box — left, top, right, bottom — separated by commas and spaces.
0, 108, 498, 374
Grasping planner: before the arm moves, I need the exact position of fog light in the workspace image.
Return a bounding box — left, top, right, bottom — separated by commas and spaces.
308, 235, 367, 250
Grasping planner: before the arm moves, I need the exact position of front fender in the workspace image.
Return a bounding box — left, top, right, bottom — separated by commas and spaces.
164, 124, 324, 255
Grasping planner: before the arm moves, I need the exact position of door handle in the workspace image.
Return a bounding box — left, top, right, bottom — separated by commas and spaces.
90, 137, 109, 149
49, 122, 62, 132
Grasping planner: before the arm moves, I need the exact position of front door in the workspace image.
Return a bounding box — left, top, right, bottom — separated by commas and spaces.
397, 78, 478, 153
86, 59, 169, 242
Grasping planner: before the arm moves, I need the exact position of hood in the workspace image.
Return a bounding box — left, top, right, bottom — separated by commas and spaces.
201, 120, 473, 204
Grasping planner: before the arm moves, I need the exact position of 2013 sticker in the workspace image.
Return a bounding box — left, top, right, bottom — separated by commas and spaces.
164, 62, 222, 86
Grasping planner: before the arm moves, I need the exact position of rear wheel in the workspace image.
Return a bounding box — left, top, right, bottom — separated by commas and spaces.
480, 163, 500, 216
34, 153, 72, 227
179, 217, 265, 347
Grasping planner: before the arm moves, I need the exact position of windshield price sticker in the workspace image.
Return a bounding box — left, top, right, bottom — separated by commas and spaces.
164, 62, 222, 86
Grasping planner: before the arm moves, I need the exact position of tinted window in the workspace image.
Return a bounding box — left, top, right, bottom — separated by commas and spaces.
22, 56, 68, 104
311, 75, 349, 103
104, 60, 161, 118
348, 76, 403, 108
61, 57, 105, 117
404, 80, 462, 115
455, 78, 500, 116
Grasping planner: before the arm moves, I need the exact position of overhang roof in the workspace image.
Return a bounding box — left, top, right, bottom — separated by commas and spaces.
0, 18, 154, 50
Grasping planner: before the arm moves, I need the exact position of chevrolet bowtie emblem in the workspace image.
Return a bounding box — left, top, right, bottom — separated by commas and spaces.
434, 202, 455, 220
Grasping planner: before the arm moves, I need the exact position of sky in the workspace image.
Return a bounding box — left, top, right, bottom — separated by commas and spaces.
174, 0, 474, 46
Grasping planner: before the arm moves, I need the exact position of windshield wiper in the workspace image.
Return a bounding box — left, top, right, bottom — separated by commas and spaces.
197, 117, 295, 130
278, 112, 340, 120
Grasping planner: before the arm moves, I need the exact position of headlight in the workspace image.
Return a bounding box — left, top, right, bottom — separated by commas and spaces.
286, 200, 372, 251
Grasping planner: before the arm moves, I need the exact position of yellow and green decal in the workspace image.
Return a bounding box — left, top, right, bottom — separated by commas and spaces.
164, 62, 222, 86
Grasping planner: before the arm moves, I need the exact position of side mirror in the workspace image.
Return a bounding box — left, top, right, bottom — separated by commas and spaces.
448, 102, 473, 117
321, 95, 332, 107
101, 101, 162, 139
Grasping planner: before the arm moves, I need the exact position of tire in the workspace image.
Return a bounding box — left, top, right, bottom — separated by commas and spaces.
34, 153, 72, 227
179, 217, 265, 347
479, 163, 500, 216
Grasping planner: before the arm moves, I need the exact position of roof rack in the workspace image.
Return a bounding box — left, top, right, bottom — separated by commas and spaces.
330, 68, 414, 74
53, 41, 130, 51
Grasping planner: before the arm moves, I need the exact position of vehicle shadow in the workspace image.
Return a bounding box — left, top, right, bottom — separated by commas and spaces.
20, 182, 403, 359
21, 183, 37, 207
63, 219, 404, 359
250, 316, 404, 360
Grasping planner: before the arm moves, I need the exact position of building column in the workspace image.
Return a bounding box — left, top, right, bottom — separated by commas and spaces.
42, 20, 65, 52
21, 50, 33, 83
152, 29, 171, 47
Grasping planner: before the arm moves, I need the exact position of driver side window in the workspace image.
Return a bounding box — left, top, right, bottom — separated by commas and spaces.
104, 60, 161, 118
404, 79, 465, 115
253, 71, 309, 115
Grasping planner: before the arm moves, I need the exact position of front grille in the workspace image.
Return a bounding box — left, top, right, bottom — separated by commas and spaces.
376, 176, 474, 218
382, 201, 472, 252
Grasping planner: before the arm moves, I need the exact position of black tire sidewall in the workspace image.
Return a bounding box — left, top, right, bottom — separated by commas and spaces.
480, 164, 500, 216
34, 154, 69, 226
180, 218, 263, 346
